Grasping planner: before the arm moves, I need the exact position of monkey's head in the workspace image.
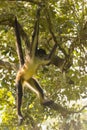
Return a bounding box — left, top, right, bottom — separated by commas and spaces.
36, 48, 47, 58
35, 48, 50, 65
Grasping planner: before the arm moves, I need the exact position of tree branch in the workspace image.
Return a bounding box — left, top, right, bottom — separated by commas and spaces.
43, 100, 87, 116
44, 3, 68, 57
0, 13, 15, 27
0, 60, 17, 70
71, 105, 87, 114
7, 0, 41, 5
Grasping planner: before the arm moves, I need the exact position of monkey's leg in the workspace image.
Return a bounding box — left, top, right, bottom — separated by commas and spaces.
25, 78, 53, 105
16, 79, 23, 125
30, 78, 44, 103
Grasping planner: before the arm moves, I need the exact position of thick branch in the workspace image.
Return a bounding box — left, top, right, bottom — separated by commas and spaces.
7, 0, 41, 5
0, 13, 15, 27
0, 60, 17, 70
44, 4, 68, 57
43, 100, 87, 116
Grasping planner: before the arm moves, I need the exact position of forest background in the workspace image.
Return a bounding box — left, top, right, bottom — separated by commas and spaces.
0, 0, 87, 130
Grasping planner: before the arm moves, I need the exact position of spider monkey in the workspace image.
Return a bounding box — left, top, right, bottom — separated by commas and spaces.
14, 7, 57, 125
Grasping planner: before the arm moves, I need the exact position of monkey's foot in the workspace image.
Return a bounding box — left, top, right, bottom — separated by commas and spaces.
42, 99, 54, 106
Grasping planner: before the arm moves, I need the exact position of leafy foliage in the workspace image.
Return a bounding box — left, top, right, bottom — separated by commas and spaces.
0, 0, 87, 130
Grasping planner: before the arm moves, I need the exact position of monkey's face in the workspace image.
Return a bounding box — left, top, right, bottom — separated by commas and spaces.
35, 48, 50, 65
36, 48, 47, 58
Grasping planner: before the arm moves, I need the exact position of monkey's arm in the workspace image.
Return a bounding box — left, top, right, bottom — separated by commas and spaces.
16, 20, 30, 53
14, 18, 24, 66
30, 7, 40, 59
